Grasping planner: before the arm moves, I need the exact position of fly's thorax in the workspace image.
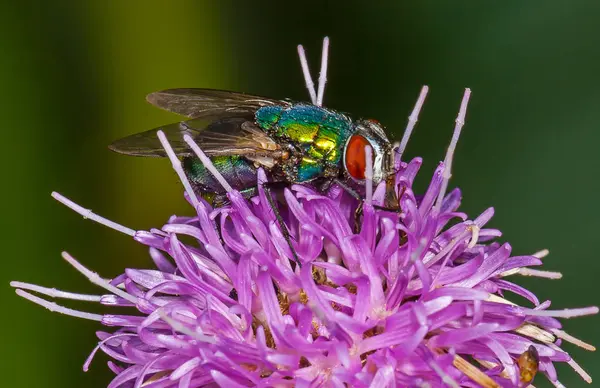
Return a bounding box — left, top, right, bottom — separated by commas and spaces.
343, 119, 393, 186
255, 105, 284, 130
256, 104, 354, 183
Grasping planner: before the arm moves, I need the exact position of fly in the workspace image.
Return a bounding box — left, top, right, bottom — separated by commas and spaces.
108, 39, 419, 266
109, 88, 396, 207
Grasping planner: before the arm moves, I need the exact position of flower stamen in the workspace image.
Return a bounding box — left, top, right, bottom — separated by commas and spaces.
183, 134, 233, 193
512, 267, 563, 279
365, 144, 373, 205
297, 44, 317, 105
396, 85, 429, 161
14, 289, 103, 321
436, 88, 472, 210
9, 281, 103, 302
452, 354, 500, 388
551, 328, 596, 351
548, 343, 593, 384
156, 130, 201, 207
468, 225, 480, 249
533, 249, 550, 259
515, 323, 556, 343
316, 37, 329, 107
517, 305, 599, 319
158, 310, 216, 343
51, 192, 135, 236
61, 251, 138, 304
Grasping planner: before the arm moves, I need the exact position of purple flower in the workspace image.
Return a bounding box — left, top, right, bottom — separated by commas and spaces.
11, 38, 597, 388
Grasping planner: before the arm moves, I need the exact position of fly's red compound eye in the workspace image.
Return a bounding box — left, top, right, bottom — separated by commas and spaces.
345, 135, 373, 180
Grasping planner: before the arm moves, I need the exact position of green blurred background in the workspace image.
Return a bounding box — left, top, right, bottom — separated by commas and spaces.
2, 1, 599, 387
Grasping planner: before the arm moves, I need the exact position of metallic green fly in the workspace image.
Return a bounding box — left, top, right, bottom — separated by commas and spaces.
108, 88, 397, 206
108, 38, 429, 265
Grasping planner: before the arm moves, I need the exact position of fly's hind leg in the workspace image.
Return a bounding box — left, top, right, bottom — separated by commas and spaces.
210, 187, 258, 207
261, 181, 302, 267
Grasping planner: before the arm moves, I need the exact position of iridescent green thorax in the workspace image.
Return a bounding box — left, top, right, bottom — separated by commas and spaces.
256, 104, 354, 181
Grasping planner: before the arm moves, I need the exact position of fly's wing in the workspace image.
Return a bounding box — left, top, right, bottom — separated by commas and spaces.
146, 88, 288, 118
109, 114, 281, 158
110, 89, 289, 157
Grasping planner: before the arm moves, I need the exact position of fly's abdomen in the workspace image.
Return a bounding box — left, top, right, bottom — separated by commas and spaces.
183, 155, 257, 194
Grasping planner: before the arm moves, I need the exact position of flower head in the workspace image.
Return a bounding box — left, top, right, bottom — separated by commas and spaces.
12, 38, 597, 388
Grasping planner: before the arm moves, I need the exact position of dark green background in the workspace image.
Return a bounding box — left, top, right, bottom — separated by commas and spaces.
2, 2, 598, 387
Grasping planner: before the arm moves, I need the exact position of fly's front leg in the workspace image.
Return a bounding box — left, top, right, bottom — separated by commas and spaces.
354, 201, 364, 233
332, 178, 403, 232
334, 178, 403, 212
261, 182, 302, 267
317, 178, 334, 192
332, 178, 361, 201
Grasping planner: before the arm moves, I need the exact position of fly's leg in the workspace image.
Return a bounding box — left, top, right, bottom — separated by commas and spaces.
317, 178, 363, 233
332, 179, 403, 232
333, 178, 403, 212
373, 205, 401, 212
332, 179, 408, 249
261, 182, 302, 267
202, 191, 227, 246
354, 202, 364, 233
212, 187, 258, 206
331, 179, 366, 232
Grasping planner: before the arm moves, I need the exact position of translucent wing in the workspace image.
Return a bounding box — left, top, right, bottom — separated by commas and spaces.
146, 88, 289, 118
109, 114, 281, 158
